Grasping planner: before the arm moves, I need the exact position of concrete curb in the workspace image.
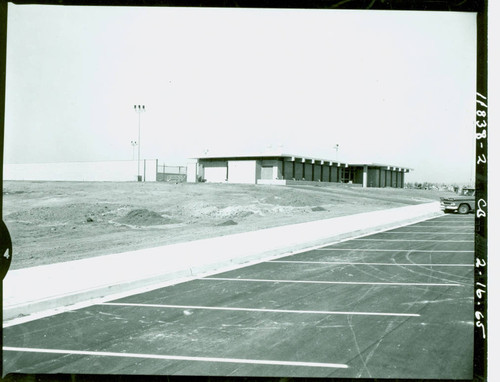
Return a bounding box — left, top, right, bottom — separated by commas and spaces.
3, 202, 443, 322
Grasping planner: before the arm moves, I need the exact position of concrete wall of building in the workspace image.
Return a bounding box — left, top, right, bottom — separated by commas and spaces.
276, 161, 283, 180
379, 169, 386, 187
330, 166, 338, 182
294, 162, 304, 180
313, 164, 321, 181
284, 161, 294, 180
354, 168, 364, 185
303, 163, 313, 181
192, 158, 408, 187
3, 160, 157, 182
367, 168, 380, 188
397, 171, 403, 188
227, 160, 257, 184
274, 161, 345, 184
391, 170, 398, 187
260, 166, 273, 179
321, 165, 329, 182
201, 161, 228, 183
385, 170, 392, 187
255, 161, 262, 180
259, 159, 281, 180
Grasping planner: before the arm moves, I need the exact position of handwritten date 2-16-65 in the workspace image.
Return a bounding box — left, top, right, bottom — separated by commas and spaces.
475, 257, 486, 339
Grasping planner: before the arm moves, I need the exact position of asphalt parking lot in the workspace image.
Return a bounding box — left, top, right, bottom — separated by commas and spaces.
2, 213, 474, 379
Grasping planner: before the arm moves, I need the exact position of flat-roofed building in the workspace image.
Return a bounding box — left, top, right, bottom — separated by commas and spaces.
189, 153, 411, 188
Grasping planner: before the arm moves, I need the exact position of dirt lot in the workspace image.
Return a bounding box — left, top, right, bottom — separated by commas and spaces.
2, 181, 456, 270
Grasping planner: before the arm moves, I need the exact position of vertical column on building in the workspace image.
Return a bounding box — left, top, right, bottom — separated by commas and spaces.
362, 165, 368, 188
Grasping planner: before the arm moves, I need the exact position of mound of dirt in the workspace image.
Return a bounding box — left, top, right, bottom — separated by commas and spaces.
5, 203, 118, 225
260, 194, 321, 207
117, 209, 172, 226
214, 206, 255, 219
217, 219, 238, 226
311, 206, 327, 212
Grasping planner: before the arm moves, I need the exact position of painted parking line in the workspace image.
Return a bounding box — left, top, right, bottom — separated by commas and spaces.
393, 224, 472, 228
353, 239, 474, 242
413, 220, 473, 222
100, 302, 420, 317
408, 224, 473, 227
378, 232, 473, 235
417, 227, 473, 231
203, 277, 463, 287
3, 347, 348, 369
268, 260, 473, 267
315, 249, 474, 252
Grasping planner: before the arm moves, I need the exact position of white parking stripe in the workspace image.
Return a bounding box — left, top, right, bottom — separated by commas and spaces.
431, 219, 475, 220
378, 232, 473, 235
203, 277, 462, 287
427, 219, 474, 221
409, 225, 473, 227
100, 302, 420, 317
353, 239, 473, 242
269, 260, 473, 267
3, 347, 348, 369
315, 249, 473, 252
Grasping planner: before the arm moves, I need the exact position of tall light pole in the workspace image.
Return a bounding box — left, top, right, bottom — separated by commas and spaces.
134, 105, 145, 181
334, 144, 339, 162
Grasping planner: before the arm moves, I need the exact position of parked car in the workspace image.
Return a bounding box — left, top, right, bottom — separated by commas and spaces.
440, 188, 475, 214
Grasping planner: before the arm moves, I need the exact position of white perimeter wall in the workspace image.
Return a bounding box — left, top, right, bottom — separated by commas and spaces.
4, 160, 158, 182
228, 160, 257, 184
186, 162, 198, 183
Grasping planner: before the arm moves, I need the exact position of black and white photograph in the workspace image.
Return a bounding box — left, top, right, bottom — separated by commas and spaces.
0, 0, 490, 380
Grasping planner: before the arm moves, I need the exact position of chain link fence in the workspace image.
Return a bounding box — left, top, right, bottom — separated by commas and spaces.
156, 164, 187, 182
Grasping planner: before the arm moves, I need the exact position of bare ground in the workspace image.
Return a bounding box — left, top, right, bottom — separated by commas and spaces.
2, 181, 456, 270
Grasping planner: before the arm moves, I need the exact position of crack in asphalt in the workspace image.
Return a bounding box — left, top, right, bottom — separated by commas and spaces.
340, 282, 470, 377
403, 250, 471, 285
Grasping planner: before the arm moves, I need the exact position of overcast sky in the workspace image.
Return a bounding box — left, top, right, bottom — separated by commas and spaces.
4, 5, 477, 183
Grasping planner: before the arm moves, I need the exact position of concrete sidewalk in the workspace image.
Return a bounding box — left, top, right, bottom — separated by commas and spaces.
3, 202, 442, 322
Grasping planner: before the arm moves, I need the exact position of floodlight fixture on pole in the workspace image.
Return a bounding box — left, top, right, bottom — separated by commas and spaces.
130, 140, 137, 160
134, 105, 146, 181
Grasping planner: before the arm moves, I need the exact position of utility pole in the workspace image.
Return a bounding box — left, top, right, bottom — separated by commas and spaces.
134, 105, 145, 181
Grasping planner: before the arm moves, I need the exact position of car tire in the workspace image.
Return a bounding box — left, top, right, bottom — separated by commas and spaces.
458, 204, 470, 214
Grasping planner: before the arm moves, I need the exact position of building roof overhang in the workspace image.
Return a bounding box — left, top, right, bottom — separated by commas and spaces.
348, 163, 413, 172
193, 152, 349, 167
192, 153, 412, 171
